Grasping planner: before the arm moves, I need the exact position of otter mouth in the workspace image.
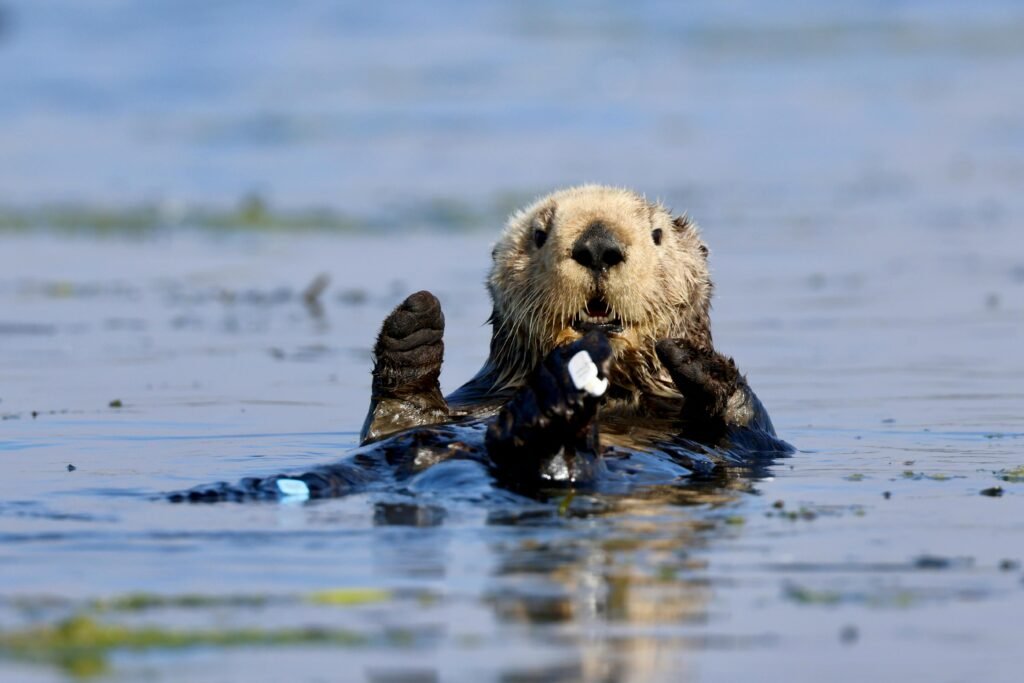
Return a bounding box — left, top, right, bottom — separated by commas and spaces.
572, 296, 623, 334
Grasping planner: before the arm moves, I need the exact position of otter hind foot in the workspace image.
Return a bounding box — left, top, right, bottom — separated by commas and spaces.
361, 291, 449, 444
374, 290, 445, 391
486, 331, 612, 490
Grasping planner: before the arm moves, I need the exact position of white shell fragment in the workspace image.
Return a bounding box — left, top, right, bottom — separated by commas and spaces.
568, 350, 609, 397
276, 478, 310, 500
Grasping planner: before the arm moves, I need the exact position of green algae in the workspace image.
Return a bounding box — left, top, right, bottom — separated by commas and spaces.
0, 588, 418, 677
996, 466, 1024, 483
557, 491, 576, 516
784, 585, 843, 606
306, 588, 392, 606
0, 196, 361, 235
0, 187, 553, 236
90, 593, 270, 612
784, 584, 920, 608
10, 588, 399, 615
0, 614, 376, 678
779, 507, 819, 521
901, 471, 960, 481
0, 192, 518, 236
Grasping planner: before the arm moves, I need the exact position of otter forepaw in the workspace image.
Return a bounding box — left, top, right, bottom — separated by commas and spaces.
518, 331, 613, 433
486, 331, 612, 489
656, 338, 740, 429
544, 331, 611, 414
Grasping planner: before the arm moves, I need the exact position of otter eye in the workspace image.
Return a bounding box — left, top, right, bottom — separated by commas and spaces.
533, 229, 548, 248
652, 228, 663, 246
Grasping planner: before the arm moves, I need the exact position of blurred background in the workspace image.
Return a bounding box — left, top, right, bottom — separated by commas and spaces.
2, 2, 1024, 682
2, 0, 1021, 231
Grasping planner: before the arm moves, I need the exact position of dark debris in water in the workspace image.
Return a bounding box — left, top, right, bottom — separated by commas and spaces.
912, 555, 974, 571
0, 322, 56, 336
767, 554, 976, 574
373, 502, 446, 527
765, 501, 865, 522
0, 501, 111, 523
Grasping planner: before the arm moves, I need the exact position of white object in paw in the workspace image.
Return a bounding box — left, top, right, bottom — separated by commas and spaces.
568, 350, 608, 397
276, 478, 310, 500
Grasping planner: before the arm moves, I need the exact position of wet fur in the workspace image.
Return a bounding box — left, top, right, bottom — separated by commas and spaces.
461, 185, 718, 414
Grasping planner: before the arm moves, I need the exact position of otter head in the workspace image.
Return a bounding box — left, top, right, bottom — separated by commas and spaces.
487, 185, 713, 399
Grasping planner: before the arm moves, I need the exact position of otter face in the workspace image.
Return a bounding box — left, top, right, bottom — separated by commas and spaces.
488, 185, 713, 394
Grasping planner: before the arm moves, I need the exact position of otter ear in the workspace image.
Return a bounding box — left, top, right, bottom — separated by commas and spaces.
534, 203, 556, 230
672, 215, 709, 258
530, 203, 556, 249
671, 215, 694, 233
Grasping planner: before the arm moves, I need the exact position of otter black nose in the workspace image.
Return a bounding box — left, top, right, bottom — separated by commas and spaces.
571, 223, 625, 272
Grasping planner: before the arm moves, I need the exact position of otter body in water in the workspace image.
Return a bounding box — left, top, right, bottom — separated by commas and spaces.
172, 186, 790, 503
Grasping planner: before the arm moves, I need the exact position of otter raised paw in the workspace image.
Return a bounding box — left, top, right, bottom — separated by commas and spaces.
656, 338, 774, 438
655, 338, 740, 437
360, 290, 449, 443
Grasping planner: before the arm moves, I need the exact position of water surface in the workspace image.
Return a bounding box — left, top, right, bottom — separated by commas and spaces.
2, 1, 1024, 681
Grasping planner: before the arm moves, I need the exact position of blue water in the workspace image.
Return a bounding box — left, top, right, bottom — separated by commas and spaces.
2, 2, 1024, 682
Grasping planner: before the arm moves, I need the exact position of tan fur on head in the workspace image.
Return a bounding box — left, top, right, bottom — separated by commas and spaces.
487, 185, 714, 404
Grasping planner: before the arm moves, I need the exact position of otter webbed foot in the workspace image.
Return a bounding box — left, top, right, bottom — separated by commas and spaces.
486, 331, 612, 491
360, 291, 449, 444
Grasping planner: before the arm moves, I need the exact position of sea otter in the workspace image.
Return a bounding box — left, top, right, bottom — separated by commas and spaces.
171, 186, 788, 503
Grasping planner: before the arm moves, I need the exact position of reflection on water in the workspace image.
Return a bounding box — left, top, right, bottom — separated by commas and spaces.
480, 484, 774, 683
2, 0, 1024, 680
